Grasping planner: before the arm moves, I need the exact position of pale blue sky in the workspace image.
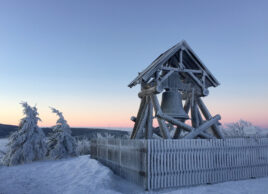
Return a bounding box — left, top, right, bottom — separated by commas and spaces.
0, 0, 267, 127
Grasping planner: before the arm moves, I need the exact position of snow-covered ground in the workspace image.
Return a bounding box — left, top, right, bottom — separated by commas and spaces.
1, 138, 268, 194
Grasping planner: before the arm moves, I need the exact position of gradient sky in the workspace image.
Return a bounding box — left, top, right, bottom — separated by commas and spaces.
0, 0, 267, 128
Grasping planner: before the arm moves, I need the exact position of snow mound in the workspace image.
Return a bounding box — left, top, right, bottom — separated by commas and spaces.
0, 155, 142, 194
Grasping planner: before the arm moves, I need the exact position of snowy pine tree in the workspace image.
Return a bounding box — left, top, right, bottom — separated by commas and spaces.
47, 107, 77, 159
2, 102, 47, 166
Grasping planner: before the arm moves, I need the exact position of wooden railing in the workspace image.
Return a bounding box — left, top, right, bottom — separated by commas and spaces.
91, 138, 268, 190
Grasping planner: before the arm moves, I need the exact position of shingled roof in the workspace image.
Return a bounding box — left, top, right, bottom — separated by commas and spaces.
128, 40, 220, 88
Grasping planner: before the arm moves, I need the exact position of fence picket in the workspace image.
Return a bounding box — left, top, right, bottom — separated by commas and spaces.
91, 138, 268, 190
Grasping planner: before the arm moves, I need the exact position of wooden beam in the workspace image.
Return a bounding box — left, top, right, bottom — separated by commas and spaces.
173, 126, 182, 139
158, 70, 175, 84
188, 71, 204, 89
160, 66, 179, 71
160, 67, 203, 74
130, 98, 147, 139
145, 96, 153, 139
137, 42, 184, 83
197, 107, 204, 124
197, 98, 225, 139
138, 86, 162, 98
157, 112, 214, 139
187, 71, 209, 96
135, 99, 149, 139
202, 71, 207, 84
182, 69, 203, 74
191, 102, 200, 128
150, 95, 171, 139
183, 115, 221, 139
183, 48, 216, 87
179, 48, 184, 69
157, 112, 193, 131
171, 54, 180, 68
152, 127, 162, 137
190, 94, 199, 128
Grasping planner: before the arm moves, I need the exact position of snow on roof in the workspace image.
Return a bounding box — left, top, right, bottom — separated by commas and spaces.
128, 40, 220, 88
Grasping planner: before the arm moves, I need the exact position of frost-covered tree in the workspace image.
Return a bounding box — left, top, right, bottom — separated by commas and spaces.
2, 102, 47, 166
223, 120, 263, 138
47, 107, 77, 159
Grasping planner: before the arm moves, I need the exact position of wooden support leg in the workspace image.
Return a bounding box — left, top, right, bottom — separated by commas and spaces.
152, 127, 161, 137
184, 97, 191, 113
130, 97, 148, 139
173, 126, 182, 139
197, 107, 204, 125
191, 97, 200, 128
145, 96, 153, 139
150, 95, 171, 139
197, 98, 225, 139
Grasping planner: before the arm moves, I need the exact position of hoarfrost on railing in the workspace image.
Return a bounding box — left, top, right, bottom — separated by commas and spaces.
91, 138, 268, 190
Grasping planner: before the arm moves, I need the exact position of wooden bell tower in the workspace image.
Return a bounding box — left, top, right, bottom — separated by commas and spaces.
128, 40, 224, 139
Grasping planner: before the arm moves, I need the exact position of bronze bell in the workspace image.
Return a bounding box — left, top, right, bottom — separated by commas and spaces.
161, 89, 189, 120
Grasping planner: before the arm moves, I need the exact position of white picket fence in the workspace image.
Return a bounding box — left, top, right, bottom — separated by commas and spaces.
90, 138, 268, 190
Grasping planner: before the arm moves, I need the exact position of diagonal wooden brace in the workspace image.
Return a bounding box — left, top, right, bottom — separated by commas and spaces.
157, 112, 216, 139
197, 98, 224, 139
183, 115, 221, 139
131, 97, 148, 139
150, 95, 171, 139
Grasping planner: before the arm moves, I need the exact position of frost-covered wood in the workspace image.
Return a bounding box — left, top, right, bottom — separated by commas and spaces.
91, 138, 268, 190
76, 137, 91, 155
128, 40, 224, 139
91, 138, 148, 188
2, 102, 47, 166
47, 108, 77, 159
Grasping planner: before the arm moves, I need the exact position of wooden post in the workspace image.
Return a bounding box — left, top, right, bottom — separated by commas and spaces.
197, 107, 204, 124
145, 96, 153, 139
197, 97, 224, 139
173, 126, 182, 139
131, 97, 148, 139
134, 105, 149, 139
152, 127, 163, 137
191, 96, 199, 128
150, 95, 171, 139
138, 86, 162, 98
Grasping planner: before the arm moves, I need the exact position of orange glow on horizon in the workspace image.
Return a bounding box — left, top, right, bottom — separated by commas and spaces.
0, 98, 267, 129
2, 118, 267, 129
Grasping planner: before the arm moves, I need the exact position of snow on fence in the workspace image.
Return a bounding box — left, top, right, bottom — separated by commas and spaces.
91, 138, 268, 190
